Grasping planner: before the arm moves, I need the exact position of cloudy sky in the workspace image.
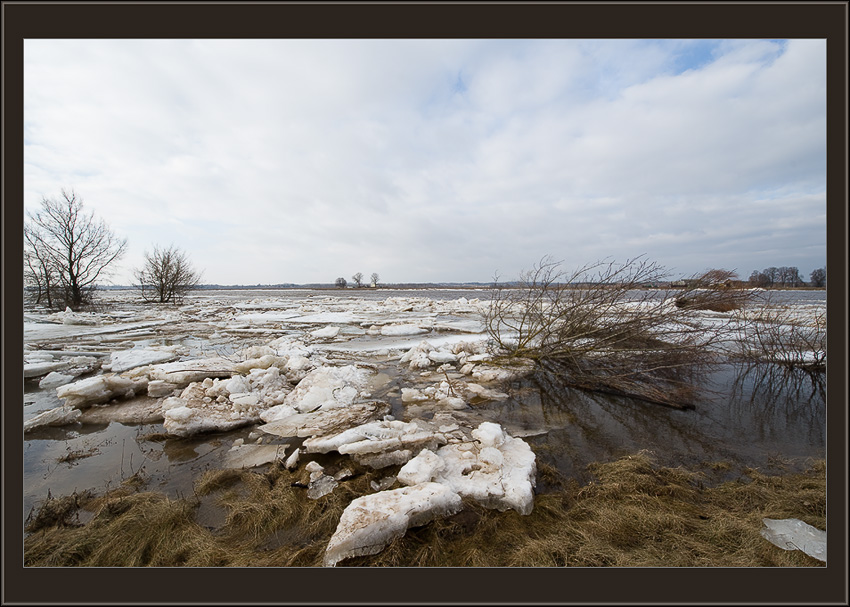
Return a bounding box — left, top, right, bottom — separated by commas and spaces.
24, 39, 826, 286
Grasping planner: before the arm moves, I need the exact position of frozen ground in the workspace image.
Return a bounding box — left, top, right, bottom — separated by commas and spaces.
21, 288, 826, 565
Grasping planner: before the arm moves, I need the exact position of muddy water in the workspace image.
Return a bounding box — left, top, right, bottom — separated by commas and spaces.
22, 289, 827, 523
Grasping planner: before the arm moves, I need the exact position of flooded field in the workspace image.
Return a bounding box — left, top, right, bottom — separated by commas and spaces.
21, 287, 827, 566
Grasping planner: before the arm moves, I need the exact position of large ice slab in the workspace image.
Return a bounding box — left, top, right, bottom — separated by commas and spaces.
380, 324, 429, 336
146, 357, 237, 387
224, 442, 290, 469
273, 364, 373, 416
323, 482, 463, 566
303, 418, 446, 457
103, 347, 179, 373
258, 401, 391, 439
761, 518, 826, 563
56, 374, 149, 409
24, 405, 82, 432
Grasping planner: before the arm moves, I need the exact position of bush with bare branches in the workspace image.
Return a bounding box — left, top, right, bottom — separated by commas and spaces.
733, 303, 826, 374
134, 244, 203, 304
674, 269, 753, 312
484, 257, 754, 409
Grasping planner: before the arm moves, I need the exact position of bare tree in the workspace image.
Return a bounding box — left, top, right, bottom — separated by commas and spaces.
484, 256, 751, 409
134, 244, 203, 304
335, 277, 347, 288
351, 272, 364, 288
810, 267, 826, 288
370, 272, 380, 287
25, 189, 127, 310
24, 224, 60, 308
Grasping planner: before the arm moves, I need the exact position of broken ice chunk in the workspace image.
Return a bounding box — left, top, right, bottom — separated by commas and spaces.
761, 518, 826, 563
398, 422, 537, 515
56, 374, 148, 409
259, 401, 391, 438
323, 482, 463, 566
38, 371, 75, 389
24, 405, 82, 432
224, 443, 289, 469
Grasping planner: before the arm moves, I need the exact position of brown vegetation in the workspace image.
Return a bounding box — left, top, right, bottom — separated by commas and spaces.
24, 453, 825, 567
733, 304, 826, 373
483, 258, 753, 409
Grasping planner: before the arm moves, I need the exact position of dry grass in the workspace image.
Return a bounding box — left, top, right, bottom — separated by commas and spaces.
24, 455, 826, 567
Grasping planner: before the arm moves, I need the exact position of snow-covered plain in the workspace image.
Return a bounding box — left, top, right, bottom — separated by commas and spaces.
22, 288, 826, 565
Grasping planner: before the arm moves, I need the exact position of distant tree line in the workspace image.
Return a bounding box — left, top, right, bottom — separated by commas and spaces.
748, 266, 825, 288
25, 189, 203, 310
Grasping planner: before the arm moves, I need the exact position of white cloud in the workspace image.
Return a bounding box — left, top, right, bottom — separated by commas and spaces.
24, 39, 826, 285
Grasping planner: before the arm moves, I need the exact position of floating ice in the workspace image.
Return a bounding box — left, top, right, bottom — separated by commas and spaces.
258, 401, 391, 438
24, 405, 82, 432
306, 462, 339, 499
233, 354, 290, 375
38, 371, 75, 389
56, 374, 149, 409
146, 357, 237, 388
277, 365, 373, 414
311, 326, 341, 339
56, 307, 100, 326
24, 360, 70, 379
104, 347, 179, 373
161, 367, 291, 436
303, 418, 446, 458
147, 379, 179, 398
323, 482, 463, 566
381, 324, 428, 336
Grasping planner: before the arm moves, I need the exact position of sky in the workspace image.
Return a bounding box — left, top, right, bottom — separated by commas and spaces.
23, 39, 826, 286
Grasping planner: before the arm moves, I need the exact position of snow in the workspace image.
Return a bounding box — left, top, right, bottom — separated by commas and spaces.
323, 482, 463, 566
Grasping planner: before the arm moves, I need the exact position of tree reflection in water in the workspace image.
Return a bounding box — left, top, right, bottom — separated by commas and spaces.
491, 361, 825, 487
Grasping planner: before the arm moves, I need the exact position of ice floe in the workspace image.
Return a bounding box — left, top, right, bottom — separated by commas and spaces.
303, 418, 447, 460
398, 422, 537, 515
258, 401, 391, 439
56, 374, 149, 409
224, 441, 290, 469
103, 347, 180, 373
261, 364, 373, 420
24, 405, 82, 432
323, 482, 463, 566
161, 366, 290, 436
